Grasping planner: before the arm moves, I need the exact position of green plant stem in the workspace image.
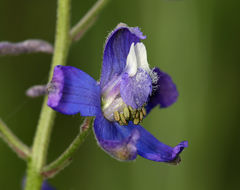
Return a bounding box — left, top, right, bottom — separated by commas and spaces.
24, 0, 110, 188
41, 117, 93, 178
25, 0, 71, 190
0, 119, 31, 160
70, 0, 110, 41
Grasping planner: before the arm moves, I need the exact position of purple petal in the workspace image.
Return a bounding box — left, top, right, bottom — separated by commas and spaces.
120, 69, 152, 109
94, 114, 187, 163
47, 65, 101, 116
93, 113, 139, 161
100, 23, 146, 89
127, 123, 188, 163
146, 67, 179, 113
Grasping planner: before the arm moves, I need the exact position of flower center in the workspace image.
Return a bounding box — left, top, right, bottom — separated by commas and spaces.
101, 72, 149, 125
101, 84, 147, 125
101, 42, 155, 125
113, 105, 147, 125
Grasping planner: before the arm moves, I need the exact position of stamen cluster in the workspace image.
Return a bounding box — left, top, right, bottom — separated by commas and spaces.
113, 105, 146, 125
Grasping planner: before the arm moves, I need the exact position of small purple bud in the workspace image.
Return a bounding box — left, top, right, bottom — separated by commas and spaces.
26, 85, 47, 98
0, 39, 53, 56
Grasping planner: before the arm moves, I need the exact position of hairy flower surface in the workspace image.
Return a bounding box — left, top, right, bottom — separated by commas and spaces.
47, 23, 187, 163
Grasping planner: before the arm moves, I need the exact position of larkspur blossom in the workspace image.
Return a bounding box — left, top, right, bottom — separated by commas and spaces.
47, 23, 188, 163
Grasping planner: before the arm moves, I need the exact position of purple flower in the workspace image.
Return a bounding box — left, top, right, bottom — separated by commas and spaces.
47, 23, 188, 163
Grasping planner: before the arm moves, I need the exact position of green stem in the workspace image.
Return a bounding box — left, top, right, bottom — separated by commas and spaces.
70, 0, 110, 41
24, 0, 110, 188
0, 119, 31, 160
41, 117, 93, 178
25, 0, 71, 189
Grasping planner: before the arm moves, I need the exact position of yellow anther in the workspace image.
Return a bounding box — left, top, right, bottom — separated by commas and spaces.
128, 106, 136, 115
128, 106, 133, 112
135, 111, 139, 119
114, 111, 120, 121
120, 113, 127, 125
123, 107, 130, 120
113, 105, 146, 125
139, 111, 143, 121
142, 107, 146, 116
118, 120, 124, 126
133, 118, 139, 125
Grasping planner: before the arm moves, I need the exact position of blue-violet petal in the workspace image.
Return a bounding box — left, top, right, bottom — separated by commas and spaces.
120, 69, 152, 109
127, 123, 188, 163
146, 67, 179, 113
100, 23, 146, 88
47, 65, 101, 116
94, 113, 139, 161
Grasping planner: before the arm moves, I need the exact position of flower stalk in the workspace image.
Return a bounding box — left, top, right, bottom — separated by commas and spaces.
41, 117, 93, 178
70, 0, 109, 41
0, 39, 53, 56
0, 119, 31, 160
24, 0, 111, 189
25, 0, 71, 189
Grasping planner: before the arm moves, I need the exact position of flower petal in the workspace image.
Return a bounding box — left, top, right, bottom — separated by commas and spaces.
127, 123, 188, 163
120, 69, 152, 109
93, 113, 139, 161
146, 67, 179, 113
47, 65, 101, 116
134, 42, 151, 73
100, 23, 146, 88
125, 43, 138, 77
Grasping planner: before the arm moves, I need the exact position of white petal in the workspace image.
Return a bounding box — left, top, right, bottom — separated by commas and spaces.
134, 42, 151, 73
125, 43, 137, 77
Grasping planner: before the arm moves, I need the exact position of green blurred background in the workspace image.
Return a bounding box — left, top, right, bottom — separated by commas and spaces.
1, 0, 240, 189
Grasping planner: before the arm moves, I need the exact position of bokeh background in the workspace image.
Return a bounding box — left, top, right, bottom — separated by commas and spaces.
0, 0, 240, 189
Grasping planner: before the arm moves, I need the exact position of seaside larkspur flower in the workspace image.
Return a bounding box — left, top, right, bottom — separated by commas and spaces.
47, 23, 188, 163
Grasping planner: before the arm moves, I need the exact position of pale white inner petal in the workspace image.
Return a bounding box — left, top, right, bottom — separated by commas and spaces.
134, 42, 151, 73
125, 43, 137, 77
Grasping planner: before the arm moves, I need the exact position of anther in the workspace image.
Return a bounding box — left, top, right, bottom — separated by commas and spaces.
123, 107, 130, 120
135, 111, 139, 119
139, 111, 143, 121
128, 106, 136, 115
128, 106, 133, 112
120, 113, 127, 125
133, 118, 139, 125
142, 107, 146, 116
118, 120, 124, 126
114, 111, 120, 121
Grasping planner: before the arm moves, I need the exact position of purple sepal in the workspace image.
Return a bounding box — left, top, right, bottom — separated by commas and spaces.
120, 69, 152, 109
94, 114, 139, 161
146, 67, 179, 113
94, 113, 187, 163
100, 23, 146, 89
47, 65, 101, 116
126, 123, 188, 163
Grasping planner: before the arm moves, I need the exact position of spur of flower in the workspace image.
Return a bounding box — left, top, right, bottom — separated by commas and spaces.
47, 23, 188, 163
